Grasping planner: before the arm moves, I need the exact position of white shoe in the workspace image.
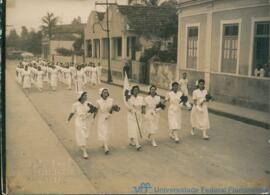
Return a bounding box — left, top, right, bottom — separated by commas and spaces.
151, 140, 158, 147
136, 145, 142, 151
175, 136, 180, 143
191, 128, 195, 136
81, 148, 88, 159
169, 133, 175, 140
186, 102, 192, 109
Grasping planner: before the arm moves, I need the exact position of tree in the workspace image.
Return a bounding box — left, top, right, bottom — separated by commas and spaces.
72, 35, 84, 56
71, 16, 82, 25
25, 29, 42, 55
20, 26, 29, 51
40, 12, 59, 39
6, 29, 20, 50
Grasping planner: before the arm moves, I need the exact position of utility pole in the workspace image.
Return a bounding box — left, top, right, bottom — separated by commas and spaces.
95, 0, 116, 83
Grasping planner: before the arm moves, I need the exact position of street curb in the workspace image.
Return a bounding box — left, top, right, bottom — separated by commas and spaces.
101, 79, 269, 130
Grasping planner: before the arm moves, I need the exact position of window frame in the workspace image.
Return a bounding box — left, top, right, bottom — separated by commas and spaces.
248, 17, 270, 77
218, 19, 241, 75
185, 23, 200, 70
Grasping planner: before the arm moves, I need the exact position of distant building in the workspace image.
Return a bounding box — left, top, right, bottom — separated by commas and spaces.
177, 0, 269, 111
84, 4, 176, 79
42, 23, 85, 59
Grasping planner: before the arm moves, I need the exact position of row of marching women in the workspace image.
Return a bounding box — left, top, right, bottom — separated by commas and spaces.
15, 59, 102, 92
66, 72, 212, 159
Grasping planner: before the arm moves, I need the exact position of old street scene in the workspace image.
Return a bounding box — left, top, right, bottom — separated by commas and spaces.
5, 0, 270, 194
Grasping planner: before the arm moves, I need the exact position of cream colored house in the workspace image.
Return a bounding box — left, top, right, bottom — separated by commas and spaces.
84, 4, 176, 79
42, 23, 85, 59
177, 0, 269, 111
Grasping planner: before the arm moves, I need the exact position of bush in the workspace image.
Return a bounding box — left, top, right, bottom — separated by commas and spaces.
56, 48, 73, 56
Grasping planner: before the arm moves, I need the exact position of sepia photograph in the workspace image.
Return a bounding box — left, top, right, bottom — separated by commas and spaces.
1, 0, 270, 194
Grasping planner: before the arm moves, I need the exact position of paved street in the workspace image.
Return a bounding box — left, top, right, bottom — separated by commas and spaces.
6, 60, 270, 194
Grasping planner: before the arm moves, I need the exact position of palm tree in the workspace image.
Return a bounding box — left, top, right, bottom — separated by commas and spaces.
40, 12, 59, 39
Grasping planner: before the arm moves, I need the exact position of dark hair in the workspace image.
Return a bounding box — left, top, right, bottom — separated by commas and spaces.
198, 79, 205, 84
101, 89, 109, 98
131, 85, 140, 95
171, 82, 179, 90
78, 92, 87, 102
148, 85, 157, 95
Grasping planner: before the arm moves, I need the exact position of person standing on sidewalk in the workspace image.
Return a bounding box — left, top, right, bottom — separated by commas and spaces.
122, 60, 130, 79
67, 91, 97, 159
125, 85, 145, 151
96, 88, 120, 154
190, 79, 210, 140
179, 72, 191, 109
143, 85, 165, 147
165, 82, 183, 143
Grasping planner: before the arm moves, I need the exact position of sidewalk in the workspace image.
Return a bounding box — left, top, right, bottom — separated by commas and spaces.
101, 76, 269, 129
6, 70, 97, 194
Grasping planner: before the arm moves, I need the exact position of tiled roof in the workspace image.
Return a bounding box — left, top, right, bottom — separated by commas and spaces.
118, 5, 176, 35
51, 23, 85, 34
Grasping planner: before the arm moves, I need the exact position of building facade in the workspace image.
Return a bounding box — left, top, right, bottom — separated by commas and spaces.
42, 23, 85, 60
84, 4, 176, 80
177, 0, 270, 111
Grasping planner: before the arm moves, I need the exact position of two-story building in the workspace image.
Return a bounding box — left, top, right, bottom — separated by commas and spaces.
177, 0, 269, 111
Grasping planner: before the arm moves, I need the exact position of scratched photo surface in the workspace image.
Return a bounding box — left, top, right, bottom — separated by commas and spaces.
5, 0, 270, 194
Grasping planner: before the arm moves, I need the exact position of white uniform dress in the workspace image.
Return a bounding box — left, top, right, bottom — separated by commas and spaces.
71, 101, 92, 146
190, 89, 210, 130
50, 69, 58, 88
143, 95, 161, 134
65, 68, 72, 89
179, 78, 188, 96
91, 67, 98, 85
16, 67, 22, 84
76, 70, 86, 92
96, 97, 113, 141
36, 70, 44, 89
166, 91, 183, 130
126, 95, 145, 139
22, 69, 31, 89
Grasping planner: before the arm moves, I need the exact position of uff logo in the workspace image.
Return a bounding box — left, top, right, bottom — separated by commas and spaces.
133, 182, 152, 193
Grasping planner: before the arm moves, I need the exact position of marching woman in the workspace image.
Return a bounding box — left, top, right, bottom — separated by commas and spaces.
67, 91, 98, 159
165, 82, 183, 143
74, 65, 86, 92
143, 85, 165, 147
65, 65, 72, 90
97, 63, 102, 84
16, 63, 23, 85
49, 65, 58, 91
35, 66, 44, 91
190, 79, 211, 140
91, 64, 98, 86
125, 85, 145, 151
21, 65, 32, 91
96, 88, 120, 154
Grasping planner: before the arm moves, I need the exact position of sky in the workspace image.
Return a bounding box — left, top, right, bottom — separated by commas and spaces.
6, 0, 130, 34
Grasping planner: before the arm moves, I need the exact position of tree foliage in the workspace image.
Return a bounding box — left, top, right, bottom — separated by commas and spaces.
40, 12, 59, 39
6, 27, 42, 55
56, 48, 73, 56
